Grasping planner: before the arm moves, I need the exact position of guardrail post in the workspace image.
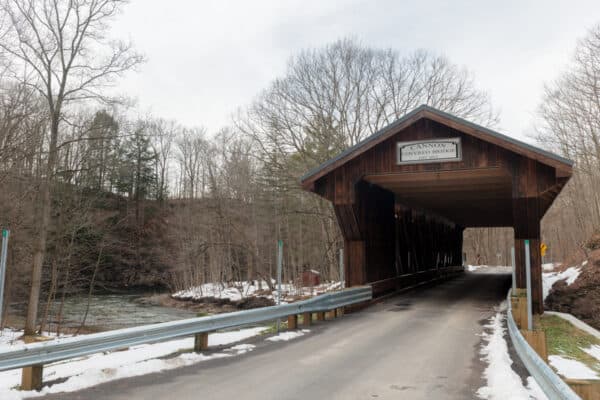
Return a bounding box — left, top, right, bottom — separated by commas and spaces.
316, 311, 325, 321
194, 332, 209, 352
336, 307, 344, 318
21, 365, 43, 391
287, 315, 298, 330
302, 312, 312, 327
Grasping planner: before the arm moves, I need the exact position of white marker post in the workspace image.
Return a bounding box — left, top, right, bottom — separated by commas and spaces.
0, 229, 9, 327
339, 248, 344, 289
511, 246, 516, 293
276, 240, 283, 334
525, 240, 533, 331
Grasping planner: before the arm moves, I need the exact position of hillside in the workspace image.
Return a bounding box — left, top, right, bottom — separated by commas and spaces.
545, 232, 600, 330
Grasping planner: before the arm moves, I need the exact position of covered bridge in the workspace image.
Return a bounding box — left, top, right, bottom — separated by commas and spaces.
301, 105, 573, 315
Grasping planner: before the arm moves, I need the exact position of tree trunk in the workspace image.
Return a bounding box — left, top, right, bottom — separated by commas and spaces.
25, 114, 59, 335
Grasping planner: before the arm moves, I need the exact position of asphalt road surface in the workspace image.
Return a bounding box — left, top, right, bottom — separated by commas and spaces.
44, 271, 515, 400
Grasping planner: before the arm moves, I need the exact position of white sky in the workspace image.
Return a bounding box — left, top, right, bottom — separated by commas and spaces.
110, 0, 600, 141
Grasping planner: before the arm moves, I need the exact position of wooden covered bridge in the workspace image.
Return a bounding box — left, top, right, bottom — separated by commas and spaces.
301, 105, 573, 315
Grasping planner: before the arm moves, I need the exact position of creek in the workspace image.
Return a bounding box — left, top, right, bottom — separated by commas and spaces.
13, 293, 198, 331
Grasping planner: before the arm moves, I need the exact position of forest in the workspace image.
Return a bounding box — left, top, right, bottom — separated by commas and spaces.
0, 0, 599, 336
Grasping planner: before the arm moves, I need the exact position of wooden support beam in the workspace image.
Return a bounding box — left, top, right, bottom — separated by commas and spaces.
565, 379, 600, 400
521, 330, 548, 362
194, 332, 209, 352
336, 307, 344, 318
512, 295, 529, 329
316, 312, 325, 321
21, 365, 43, 391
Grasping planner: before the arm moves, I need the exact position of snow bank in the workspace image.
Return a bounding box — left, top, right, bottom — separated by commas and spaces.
173, 280, 342, 303
0, 327, 266, 400
0, 329, 25, 352
542, 266, 581, 300
477, 302, 547, 400
548, 355, 599, 380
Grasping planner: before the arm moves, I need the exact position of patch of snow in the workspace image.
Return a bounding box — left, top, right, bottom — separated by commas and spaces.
173, 280, 342, 303
0, 326, 266, 400
469, 265, 513, 274
542, 263, 557, 272
548, 355, 599, 380
477, 303, 547, 400
542, 266, 581, 300
583, 345, 600, 362
266, 329, 310, 342
225, 343, 256, 355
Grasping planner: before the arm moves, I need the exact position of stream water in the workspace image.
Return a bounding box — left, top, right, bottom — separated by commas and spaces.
16, 294, 198, 331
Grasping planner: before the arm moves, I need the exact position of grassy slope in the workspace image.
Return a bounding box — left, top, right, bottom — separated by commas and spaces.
541, 314, 600, 374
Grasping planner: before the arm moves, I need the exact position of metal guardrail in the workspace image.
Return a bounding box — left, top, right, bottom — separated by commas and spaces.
506, 290, 580, 400
0, 286, 371, 372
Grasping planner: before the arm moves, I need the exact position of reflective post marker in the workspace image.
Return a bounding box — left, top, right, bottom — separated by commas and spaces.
511, 246, 516, 293
339, 248, 344, 289
0, 229, 9, 327
276, 240, 283, 333
525, 240, 533, 331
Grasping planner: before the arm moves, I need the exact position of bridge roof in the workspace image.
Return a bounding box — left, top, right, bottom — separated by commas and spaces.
301, 105, 573, 189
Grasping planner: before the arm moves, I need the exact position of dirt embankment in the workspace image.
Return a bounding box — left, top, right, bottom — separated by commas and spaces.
545, 232, 600, 331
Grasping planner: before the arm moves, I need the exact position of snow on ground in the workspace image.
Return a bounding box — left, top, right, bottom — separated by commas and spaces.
0, 327, 266, 400
468, 265, 512, 274
548, 355, 599, 380
266, 329, 310, 342
542, 266, 581, 300
583, 345, 600, 362
542, 263, 559, 271
0, 329, 27, 352
173, 280, 342, 303
477, 302, 547, 400
225, 344, 255, 354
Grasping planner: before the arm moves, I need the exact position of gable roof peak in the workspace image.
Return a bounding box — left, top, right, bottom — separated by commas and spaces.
301, 105, 573, 187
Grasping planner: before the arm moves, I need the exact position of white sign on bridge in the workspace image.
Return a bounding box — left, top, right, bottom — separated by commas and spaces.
397, 138, 462, 165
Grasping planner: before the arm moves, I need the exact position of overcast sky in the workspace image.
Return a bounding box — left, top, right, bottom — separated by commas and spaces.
110, 0, 600, 141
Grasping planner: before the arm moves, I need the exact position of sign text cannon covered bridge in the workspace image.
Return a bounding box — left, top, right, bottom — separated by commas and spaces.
301, 105, 572, 315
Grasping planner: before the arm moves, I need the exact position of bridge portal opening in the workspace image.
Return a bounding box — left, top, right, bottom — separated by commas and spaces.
301, 105, 572, 315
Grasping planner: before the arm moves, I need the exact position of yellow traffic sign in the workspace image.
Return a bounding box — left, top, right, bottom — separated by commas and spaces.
541, 243, 547, 257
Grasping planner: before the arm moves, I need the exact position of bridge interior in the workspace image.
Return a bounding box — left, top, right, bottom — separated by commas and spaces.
301, 105, 572, 315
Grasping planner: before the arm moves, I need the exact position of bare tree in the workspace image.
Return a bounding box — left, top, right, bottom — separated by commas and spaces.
536, 23, 600, 261
149, 118, 176, 203
236, 38, 497, 280
0, 0, 144, 335
237, 39, 497, 191
176, 127, 207, 199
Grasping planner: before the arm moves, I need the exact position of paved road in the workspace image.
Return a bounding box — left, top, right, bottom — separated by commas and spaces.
45, 271, 514, 400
